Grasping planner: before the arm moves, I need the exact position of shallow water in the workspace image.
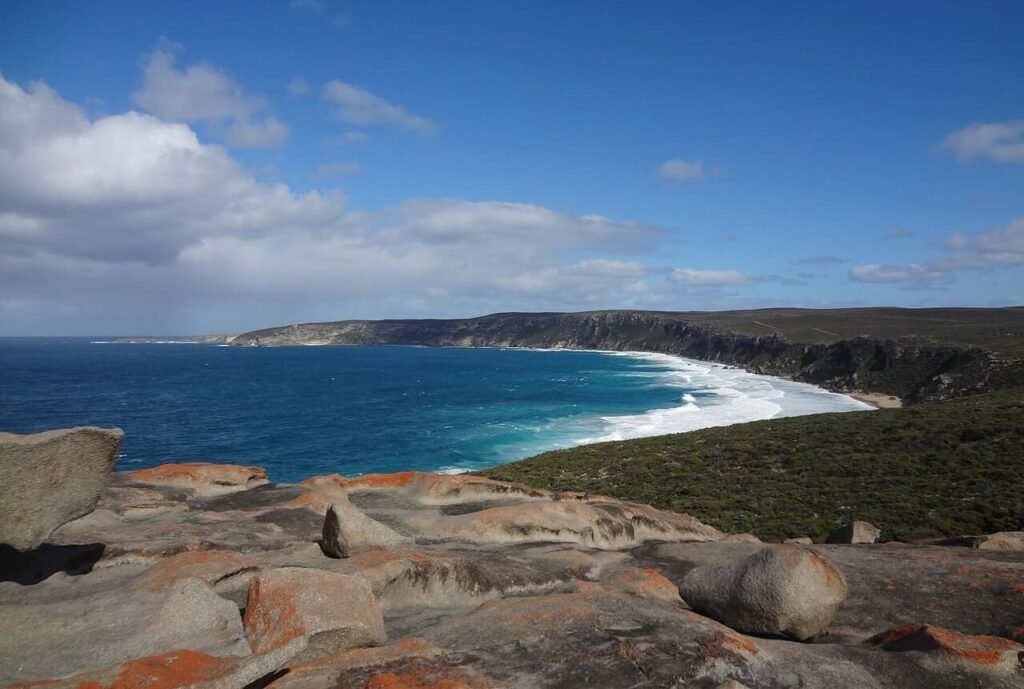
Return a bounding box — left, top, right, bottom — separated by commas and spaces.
0, 340, 871, 482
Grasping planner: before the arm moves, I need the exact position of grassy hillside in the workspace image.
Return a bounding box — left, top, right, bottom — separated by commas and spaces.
681, 306, 1024, 357
480, 388, 1024, 542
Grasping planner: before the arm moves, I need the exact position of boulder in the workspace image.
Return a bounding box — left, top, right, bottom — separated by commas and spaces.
320, 504, 351, 558
867, 624, 1024, 675
125, 462, 268, 495
976, 531, 1024, 551
785, 536, 813, 545
244, 567, 386, 660
826, 521, 881, 544
723, 533, 762, 544
679, 544, 848, 640
0, 426, 123, 551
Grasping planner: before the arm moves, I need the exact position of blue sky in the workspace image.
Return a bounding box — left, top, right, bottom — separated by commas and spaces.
1, 1, 1022, 335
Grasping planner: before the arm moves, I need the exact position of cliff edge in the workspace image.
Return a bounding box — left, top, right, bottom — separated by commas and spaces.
229, 307, 1024, 403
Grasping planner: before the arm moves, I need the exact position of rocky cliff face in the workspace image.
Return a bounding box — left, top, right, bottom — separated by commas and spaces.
230, 311, 1023, 403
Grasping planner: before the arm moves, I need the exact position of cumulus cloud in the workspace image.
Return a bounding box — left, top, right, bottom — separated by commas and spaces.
849, 217, 1024, 287
942, 216, 1024, 268
941, 120, 1024, 163
0, 73, 673, 334
658, 159, 705, 182
133, 46, 288, 148
670, 268, 753, 286
849, 264, 949, 284
322, 80, 435, 133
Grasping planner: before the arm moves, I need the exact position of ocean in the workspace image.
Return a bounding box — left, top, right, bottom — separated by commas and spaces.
0, 339, 872, 482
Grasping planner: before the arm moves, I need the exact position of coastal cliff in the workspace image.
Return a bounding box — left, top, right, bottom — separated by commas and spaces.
230, 308, 1024, 403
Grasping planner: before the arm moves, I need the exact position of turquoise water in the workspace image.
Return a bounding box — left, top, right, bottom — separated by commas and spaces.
0, 340, 871, 482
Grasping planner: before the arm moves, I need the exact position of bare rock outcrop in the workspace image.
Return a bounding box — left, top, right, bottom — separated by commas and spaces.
244, 567, 386, 660
0, 426, 123, 551
125, 462, 268, 496
867, 624, 1024, 676
828, 520, 882, 544
679, 544, 849, 640
0, 577, 248, 681
6, 640, 306, 689
4, 457, 1022, 689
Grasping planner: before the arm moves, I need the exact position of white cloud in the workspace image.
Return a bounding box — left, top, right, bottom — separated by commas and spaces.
658, 159, 705, 182
0, 73, 675, 334
941, 120, 1024, 163
288, 78, 310, 97
849, 264, 949, 284
322, 80, 435, 134
133, 46, 288, 148
670, 268, 752, 286
942, 216, 1024, 268
312, 161, 361, 178
225, 117, 289, 148
0, 74, 336, 264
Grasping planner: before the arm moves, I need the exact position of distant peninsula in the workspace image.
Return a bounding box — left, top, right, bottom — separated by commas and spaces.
209, 307, 1024, 404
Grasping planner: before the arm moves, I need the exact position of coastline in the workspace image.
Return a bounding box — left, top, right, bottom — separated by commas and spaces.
537, 348, 875, 450
847, 390, 904, 409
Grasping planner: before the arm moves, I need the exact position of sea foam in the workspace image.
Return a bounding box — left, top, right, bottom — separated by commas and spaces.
576, 351, 872, 444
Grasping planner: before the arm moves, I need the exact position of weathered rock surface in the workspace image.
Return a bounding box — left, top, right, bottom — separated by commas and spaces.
0, 427, 123, 551
0, 577, 248, 681
125, 462, 269, 496
320, 504, 351, 558
3, 461, 1023, 688
679, 544, 849, 640
244, 567, 386, 659
6, 639, 306, 689
828, 520, 882, 544
929, 532, 1024, 551
867, 624, 1024, 676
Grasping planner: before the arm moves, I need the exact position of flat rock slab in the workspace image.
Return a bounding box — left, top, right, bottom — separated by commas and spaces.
0, 427, 122, 551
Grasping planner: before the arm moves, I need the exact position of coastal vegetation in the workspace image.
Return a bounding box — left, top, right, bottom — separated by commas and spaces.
480, 387, 1024, 542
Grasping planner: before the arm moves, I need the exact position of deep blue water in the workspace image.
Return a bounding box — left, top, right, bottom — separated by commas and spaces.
0, 339, 870, 482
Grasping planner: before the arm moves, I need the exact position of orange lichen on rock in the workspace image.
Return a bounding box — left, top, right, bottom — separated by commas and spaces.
867, 624, 1023, 667
610, 567, 682, 603
125, 462, 267, 492
8, 650, 237, 689
697, 631, 762, 659
269, 639, 442, 689
951, 564, 1023, 592
134, 550, 248, 592
244, 575, 307, 653
361, 660, 494, 689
